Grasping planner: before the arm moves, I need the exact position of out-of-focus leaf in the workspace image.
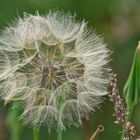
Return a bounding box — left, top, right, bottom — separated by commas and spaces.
124, 42, 140, 112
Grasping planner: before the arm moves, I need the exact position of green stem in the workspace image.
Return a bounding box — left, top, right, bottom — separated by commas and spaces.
57, 128, 63, 140
8, 103, 22, 140
33, 127, 39, 140
56, 96, 64, 140
126, 105, 134, 121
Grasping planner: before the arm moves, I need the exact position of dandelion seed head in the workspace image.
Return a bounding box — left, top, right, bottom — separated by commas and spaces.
0, 11, 110, 131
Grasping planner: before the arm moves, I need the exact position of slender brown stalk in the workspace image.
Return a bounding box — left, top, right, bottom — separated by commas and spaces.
90, 125, 104, 140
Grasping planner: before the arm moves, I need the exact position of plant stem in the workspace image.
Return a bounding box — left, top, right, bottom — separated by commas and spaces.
8, 103, 22, 140
33, 127, 39, 140
126, 105, 134, 121
56, 96, 64, 140
57, 128, 63, 140
90, 125, 104, 140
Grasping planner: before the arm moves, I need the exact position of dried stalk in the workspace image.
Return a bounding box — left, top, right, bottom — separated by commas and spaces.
90, 125, 104, 140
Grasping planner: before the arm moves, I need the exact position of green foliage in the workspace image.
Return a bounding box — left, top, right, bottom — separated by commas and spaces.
124, 42, 140, 115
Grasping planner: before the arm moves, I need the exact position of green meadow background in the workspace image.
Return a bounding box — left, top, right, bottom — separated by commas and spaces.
0, 0, 140, 140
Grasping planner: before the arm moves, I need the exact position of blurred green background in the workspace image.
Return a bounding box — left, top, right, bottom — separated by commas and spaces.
0, 0, 140, 140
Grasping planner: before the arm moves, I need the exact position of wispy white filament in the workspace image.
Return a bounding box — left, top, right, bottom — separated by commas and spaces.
0, 11, 110, 131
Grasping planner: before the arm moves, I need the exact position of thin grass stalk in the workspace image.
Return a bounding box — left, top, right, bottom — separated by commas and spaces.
33, 127, 39, 140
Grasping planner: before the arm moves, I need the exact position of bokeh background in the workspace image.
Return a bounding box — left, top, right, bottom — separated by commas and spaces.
0, 0, 140, 140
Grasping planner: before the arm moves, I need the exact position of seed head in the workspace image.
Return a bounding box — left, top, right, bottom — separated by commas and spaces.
0, 11, 110, 131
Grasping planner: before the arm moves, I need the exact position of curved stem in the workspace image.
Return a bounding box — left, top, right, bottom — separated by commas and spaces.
33, 127, 39, 140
